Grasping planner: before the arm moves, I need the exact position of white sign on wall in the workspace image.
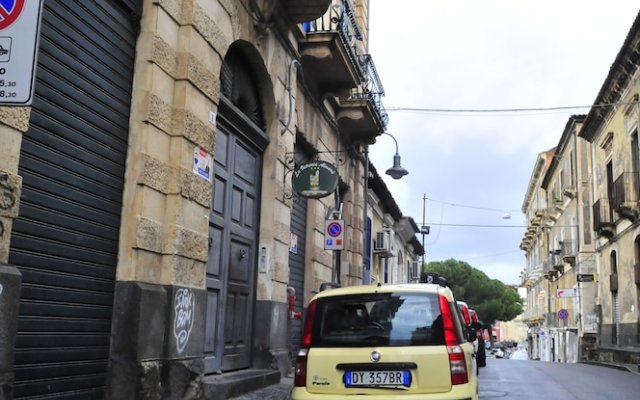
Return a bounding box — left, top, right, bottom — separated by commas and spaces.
0, 0, 44, 105
556, 288, 576, 298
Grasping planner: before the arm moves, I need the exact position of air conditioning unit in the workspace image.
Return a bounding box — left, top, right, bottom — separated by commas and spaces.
374, 230, 391, 252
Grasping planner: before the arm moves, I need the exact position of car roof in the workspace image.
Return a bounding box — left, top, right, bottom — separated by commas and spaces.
312, 283, 454, 301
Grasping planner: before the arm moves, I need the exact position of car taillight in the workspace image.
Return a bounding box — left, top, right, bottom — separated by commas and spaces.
448, 345, 469, 385
295, 299, 316, 387
438, 295, 460, 347
301, 299, 316, 347
439, 296, 468, 385
294, 348, 308, 387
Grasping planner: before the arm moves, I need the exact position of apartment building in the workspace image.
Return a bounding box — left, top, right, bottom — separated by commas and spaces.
0, 1, 420, 398
521, 148, 555, 361
522, 10, 640, 366
578, 11, 640, 366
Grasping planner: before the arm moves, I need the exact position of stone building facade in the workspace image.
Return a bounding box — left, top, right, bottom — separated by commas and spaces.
0, 0, 421, 399
521, 10, 640, 366
578, 11, 640, 365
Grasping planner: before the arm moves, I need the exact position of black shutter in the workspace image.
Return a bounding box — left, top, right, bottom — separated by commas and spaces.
9, 1, 138, 398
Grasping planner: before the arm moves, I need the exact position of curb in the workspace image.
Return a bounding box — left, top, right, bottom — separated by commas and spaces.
580, 361, 640, 375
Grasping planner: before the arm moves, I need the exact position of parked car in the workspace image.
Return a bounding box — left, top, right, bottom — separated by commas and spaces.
491, 348, 505, 359
291, 279, 479, 399
468, 309, 486, 368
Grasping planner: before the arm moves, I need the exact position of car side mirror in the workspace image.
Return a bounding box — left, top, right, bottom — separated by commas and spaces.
467, 326, 477, 342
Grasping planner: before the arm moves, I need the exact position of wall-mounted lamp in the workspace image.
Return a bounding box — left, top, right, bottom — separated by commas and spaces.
380, 132, 408, 180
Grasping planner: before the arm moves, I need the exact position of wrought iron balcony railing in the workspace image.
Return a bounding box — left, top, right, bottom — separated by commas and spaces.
560, 239, 576, 265
593, 198, 615, 238
303, 0, 364, 80
612, 172, 640, 220
347, 54, 389, 129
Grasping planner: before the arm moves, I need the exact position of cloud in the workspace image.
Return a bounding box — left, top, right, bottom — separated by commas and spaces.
367, 1, 640, 284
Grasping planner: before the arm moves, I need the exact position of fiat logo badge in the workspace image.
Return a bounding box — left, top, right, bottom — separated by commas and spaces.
370, 351, 381, 362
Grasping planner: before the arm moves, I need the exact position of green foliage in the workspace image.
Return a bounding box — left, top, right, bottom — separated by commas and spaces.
423, 258, 523, 325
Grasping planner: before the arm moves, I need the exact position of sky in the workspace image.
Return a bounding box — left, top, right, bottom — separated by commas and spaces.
367, 1, 640, 285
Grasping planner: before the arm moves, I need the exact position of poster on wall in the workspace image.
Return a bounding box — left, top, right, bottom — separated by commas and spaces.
193, 146, 212, 182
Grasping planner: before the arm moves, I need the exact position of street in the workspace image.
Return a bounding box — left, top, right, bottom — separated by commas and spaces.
479, 351, 640, 399
231, 350, 640, 399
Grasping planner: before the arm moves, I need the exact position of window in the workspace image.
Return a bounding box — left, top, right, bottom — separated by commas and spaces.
313, 293, 445, 347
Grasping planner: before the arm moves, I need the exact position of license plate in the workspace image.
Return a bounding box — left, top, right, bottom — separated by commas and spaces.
345, 370, 410, 387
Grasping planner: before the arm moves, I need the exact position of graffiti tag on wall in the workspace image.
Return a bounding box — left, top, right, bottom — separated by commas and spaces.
173, 288, 195, 354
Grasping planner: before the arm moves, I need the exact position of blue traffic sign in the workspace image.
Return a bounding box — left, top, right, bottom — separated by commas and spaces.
327, 222, 342, 237
558, 309, 569, 320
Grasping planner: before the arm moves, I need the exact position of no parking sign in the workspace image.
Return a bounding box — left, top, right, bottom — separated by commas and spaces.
0, 0, 44, 105
324, 220, 344, 250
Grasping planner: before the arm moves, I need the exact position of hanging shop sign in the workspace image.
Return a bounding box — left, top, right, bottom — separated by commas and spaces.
292, 160, 339, 199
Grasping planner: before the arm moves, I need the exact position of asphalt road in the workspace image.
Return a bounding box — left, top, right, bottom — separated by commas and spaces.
230, 350, 640, 399
480, 351, 640, 399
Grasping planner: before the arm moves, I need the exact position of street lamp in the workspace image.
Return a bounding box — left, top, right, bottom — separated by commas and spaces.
381, 132, 408, 179
362, 132, 408, 284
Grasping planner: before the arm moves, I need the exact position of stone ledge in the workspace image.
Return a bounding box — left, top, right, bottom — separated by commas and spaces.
202, 369, 281, 400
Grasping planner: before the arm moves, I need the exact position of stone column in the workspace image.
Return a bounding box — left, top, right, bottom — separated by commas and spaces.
0, 106, 30, 398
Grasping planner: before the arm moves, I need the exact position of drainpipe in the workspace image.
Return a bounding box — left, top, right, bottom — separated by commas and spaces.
362, 146, 370, 284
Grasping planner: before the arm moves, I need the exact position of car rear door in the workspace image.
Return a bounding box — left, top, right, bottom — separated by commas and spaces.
305, 292, 455, 396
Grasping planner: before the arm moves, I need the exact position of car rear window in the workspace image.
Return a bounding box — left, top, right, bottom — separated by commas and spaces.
312, 292, 445, 347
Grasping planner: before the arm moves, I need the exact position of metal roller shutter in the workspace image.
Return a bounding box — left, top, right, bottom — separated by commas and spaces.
287, 192, 307, 361
8, 1, 138, 398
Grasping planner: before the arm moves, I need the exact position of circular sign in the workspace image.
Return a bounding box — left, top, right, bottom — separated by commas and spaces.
558, 309, 569, 320
291, 160, 339, 199
327, 222, 342, 237
0, 0, 25, 30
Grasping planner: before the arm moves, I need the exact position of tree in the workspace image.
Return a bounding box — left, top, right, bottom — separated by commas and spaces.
424, 258, 523, 325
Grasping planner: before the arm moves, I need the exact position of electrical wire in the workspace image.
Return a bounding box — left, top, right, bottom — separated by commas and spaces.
386, 100, 638, 114
425, 197, 518, 215
426, 222, 527, 228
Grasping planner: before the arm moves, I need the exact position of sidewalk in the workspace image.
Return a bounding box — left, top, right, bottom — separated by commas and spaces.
581, 361, 640, 376
227, 376, 293, 400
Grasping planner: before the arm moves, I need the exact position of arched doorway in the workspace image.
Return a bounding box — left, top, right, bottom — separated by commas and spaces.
204, 45, 269, 373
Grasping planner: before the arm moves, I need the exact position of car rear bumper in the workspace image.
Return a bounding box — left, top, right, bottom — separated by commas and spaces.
291, 384, 478, 400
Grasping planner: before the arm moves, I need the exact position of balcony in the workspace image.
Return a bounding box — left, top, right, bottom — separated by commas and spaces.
560, 239, 576, 266
337, 54, 389, 144
530, 209, 544, 226
593, 198, 615, 238
285, 0, 332, 23
522, 305, 545, 324
299, 0, 364, 97
543, 260, 558, 280
550, 252, 564, 273
612, 172, 640, 221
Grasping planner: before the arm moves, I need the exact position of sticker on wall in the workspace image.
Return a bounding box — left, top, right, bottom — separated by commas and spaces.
289, 233, 298, 254
193, 146, 213, 182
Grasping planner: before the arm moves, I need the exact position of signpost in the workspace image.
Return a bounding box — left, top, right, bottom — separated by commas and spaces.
0, 0, 44, 105
324, 219, 344, 250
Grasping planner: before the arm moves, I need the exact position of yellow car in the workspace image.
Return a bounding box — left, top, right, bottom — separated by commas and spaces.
291, 279, 479, 399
